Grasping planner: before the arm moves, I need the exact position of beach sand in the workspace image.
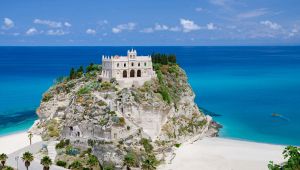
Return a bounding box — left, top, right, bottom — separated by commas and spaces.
160, 137, 285, 170
0, 132, 42, 154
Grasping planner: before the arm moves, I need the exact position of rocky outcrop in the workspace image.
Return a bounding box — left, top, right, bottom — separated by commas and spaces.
31, 63, 219, 169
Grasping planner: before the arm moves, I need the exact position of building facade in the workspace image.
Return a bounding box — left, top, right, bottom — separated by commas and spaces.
101, 49, 156, 87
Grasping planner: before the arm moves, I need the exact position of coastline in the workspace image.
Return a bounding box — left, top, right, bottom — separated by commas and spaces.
0, 131, 42, 154
160, 137, 285, 170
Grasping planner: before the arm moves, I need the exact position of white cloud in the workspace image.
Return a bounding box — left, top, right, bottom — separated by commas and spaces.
195, 7, 203, 12
47, 29, 67, 35
180, 19, 200, 32
154, 24, 168, 31
34, 19, 62, 28
26, 27, 38, 35
64, 22, 72, 27
237, 8, 268, 19
288, 28, 299, 37
112, 22, 136, 33
207, 23, 217, 30
112, 28, 122, 34
140, 27, 154, 33
2, 18, 14, 29
260, 20, 281, 30
169, 26, 181, 32
86, 28, 96, 35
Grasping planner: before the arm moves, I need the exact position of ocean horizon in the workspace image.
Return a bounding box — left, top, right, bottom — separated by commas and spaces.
0, 46, 300, 145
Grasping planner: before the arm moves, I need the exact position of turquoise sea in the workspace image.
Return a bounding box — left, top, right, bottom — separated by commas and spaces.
0, 46, 299, 145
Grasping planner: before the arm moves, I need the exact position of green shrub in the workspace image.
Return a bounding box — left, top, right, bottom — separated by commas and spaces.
103, 162, 115, 170
140, 138, 153, 153
97, 100, 107, 107
69, 160, 83, 170
119, 117, 125, 126
77, 86, 91, 96
174, 143, 181, 148
159, 86, 171, 104
86, 63, 100, 73
268, 146, 300, 170
124, 151, 139, 167
56, 160, 67, 167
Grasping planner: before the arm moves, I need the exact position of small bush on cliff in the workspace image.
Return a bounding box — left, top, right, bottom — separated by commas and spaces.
86, 63, 100, 73
268, 145, 300, 170
124, 151, 140, 168
56, 160, 67, 168
103, 162, 115, 170
77, 86, 91, 96
46, 119, 60, 138
69, 160, 83, 170
42, 92, 53, 102
141, 153, 159, 170
56, 139, 70, 149
140, 138, 153, 153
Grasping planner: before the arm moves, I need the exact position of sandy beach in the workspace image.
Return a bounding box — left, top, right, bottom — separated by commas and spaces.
160, 137, 286, 170
0, 132, 42, 154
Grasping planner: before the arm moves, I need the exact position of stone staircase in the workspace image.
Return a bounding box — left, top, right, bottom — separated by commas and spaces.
47, 141, 58, 161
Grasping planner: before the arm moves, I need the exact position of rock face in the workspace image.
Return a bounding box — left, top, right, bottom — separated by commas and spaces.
32, 63, 219, 169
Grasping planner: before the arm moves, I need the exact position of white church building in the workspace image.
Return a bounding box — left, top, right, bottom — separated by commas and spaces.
101, 49, 156, 87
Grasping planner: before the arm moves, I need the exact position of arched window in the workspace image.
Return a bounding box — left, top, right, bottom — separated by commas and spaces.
131, 62, 134, 66
124, 63, 126, 67
130, 70, 135, 77
144, 62, 147, 66
117, 63, 119, 67
138, 63, 140, 67
123, 70, 127, 78
137, 70, 141, 77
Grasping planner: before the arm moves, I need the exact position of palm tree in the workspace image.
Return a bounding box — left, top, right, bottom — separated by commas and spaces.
22, 152, 34, 170
87, 155, 98, 170
40, 156, 52, 170
28, 132, 33, 145
0, 153, 8, 167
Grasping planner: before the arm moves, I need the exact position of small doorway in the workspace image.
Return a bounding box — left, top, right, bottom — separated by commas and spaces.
123, 70, 127, 78
137, 70, 141, 77
130, 70, 135, 77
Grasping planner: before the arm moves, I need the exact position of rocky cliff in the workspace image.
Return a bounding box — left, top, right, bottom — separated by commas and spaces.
31, 63, 219, 169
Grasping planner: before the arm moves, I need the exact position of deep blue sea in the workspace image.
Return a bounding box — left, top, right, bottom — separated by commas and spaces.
0, 46, 300, 145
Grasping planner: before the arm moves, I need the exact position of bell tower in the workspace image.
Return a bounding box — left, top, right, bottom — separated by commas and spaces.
127, 49, 137, 59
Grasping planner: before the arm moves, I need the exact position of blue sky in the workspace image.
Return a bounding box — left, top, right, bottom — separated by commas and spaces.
0, 0, 300, 46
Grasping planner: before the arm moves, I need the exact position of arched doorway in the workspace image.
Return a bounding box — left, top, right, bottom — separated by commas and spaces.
123, 70, 127, 78
130, 70, 135, 77
137, 70, 141, 77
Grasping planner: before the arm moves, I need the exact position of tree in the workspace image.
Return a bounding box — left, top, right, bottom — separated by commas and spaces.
268, 145, 300, 170
70, 68, 76, 79
0, 153, 8, 167
28, 132, 33, 145
87, 155, 98, 170
40, 156, 52, 170
69, 160, 83, 170
22, 152, 34, 170
76, 66, 84, 78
